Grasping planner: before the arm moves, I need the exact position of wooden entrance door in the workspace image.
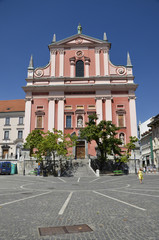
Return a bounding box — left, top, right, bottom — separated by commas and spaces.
76, 141, 85, 159
2, 149, 8, 159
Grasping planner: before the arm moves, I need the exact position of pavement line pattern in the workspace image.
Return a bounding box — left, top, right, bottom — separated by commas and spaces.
59, 192, 73, 215
109, 189, 159, 198
89, 178, 100, 183
77, 177, 80, 182
93, 191, 146, 211
129, 188, 159, 192
100, 176, 126, 184
58, 177, 66, 183
0, 191, 52, 207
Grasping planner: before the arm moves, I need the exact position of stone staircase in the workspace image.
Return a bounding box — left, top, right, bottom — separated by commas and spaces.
73, 159, 96, 177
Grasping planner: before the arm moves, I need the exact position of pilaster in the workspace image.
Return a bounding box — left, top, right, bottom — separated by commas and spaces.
48, 98, 55, 131
57, 97, 65, 132
84, 57, 90, 77
59, 49, 64, 77
95, 97, 103, 124
104, 96, 112, 121
24, 98, 32, 141
69, 57, 75, 78
95, 48, 100, 76
103, 47, 109, 76
50, 50, 56, 77
129, 96, 137, 137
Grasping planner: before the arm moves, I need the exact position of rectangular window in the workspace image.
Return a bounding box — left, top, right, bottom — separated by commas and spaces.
36, 116, 42, 128
4, 131, 9, 140
18, 131, 23, 139
117, 104, 124, 109
88, 105, 96, 110
65, 105, 72, 110
5, 117, 10, 125
66, 115, 71, 128
19, 117, 23, 125
118, 114, 124, 127
76, 105, 84, 110
37, 106, 44, 110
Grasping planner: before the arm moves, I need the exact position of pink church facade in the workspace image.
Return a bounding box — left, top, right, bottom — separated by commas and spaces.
23, 25, 138, 159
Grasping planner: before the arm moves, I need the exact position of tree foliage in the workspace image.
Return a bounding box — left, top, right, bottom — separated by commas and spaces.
24, 129, 77, 165
120, 136, 138, 163
80, 114, 122, 169
24, 129, 45, 158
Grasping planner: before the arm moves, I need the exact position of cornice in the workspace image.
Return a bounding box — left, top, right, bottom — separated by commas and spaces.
22, 83, 138, 93
25, 75, 135, 82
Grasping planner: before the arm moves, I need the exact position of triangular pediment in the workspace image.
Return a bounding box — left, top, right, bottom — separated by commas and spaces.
66, 37, 95, 45
49, 34, 107, 48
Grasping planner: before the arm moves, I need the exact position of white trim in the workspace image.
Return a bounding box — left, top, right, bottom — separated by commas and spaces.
59, 49, 64, 77
129, 97, 137, 137
70, 64, 75, 77
24, 99, 32, 141
95, 48, 100, 76
48, 99, 55, 131
103, 49, 109, 76
105, 98, 112, 121
50, 50, 56, 77
58, 99, 64, 132
96, 98, 103, 124
85, 63, 89, 77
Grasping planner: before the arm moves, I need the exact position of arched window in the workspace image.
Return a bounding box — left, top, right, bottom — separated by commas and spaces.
77, 115, 83, 128
76, 60, 84, 77
119, 133, 125, 145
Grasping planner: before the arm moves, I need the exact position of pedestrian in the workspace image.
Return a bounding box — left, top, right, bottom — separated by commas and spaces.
138, 168, 143, 184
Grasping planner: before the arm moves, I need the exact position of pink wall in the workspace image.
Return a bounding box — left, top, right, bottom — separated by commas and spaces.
30, 98, 48, 132
112, 96, 131, 144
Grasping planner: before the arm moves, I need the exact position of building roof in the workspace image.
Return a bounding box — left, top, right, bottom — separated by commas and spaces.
148, 114, 159, 127
0, 99, 25, 113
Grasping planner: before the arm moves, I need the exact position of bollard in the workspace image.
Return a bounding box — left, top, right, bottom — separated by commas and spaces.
96, 169, 100, 177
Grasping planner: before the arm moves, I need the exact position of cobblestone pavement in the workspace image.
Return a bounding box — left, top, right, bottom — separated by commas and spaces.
0, 173, 159, 240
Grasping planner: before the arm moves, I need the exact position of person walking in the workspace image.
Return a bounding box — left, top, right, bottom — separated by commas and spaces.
138, 168, 143, 184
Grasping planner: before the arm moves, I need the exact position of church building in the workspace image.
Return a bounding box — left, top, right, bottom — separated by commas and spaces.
23, 24, 138, 159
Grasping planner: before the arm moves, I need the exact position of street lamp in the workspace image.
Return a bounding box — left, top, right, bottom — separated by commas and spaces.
134, 150, 137, 174
23, 152, 26, 176
133, 141, 140, 174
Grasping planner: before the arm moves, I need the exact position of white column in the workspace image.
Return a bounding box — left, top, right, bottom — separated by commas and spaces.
48, 98, 55, 132
96, 98, 103, 124
105, 97, 112, 121
85, 58, 90, 77
50, 50, 56, 77
24, 98, 32, 141
59, 49, 64, 77
129, 96, 137, 137
103, 48, 109, 76
95, 48, 100, 76
57, 98, 64, 132
70, 59, 75, 77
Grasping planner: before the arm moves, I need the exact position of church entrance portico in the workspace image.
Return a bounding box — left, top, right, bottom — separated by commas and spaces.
76, 141, 85, 159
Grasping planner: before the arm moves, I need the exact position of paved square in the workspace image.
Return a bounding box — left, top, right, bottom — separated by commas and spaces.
0, 174, 159, 239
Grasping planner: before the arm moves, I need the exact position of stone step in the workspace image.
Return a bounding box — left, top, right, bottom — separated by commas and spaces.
73, 160, 96, 177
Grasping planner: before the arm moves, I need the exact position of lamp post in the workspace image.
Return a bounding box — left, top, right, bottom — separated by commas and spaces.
134, 150, 137, 174
23, 152, 26, 176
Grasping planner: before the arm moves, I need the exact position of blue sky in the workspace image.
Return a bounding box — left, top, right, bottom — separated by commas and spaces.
0, 0, 158, 123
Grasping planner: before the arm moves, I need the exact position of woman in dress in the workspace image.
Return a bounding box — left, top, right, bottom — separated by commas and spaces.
138, 168, 143, 184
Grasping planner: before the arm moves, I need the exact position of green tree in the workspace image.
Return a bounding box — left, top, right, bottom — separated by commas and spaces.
120, 136, 138, 163
24, 129, 77, 174
80, 114, 122, 169
23, 129, 45, 161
